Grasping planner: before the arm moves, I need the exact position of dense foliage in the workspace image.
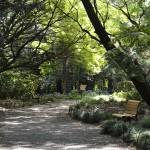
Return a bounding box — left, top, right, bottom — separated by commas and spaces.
0, 71, 38, 99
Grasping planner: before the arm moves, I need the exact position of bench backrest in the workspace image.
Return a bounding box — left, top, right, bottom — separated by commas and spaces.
125, 100, 140, 115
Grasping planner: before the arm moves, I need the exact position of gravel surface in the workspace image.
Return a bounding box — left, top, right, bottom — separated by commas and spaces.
0, 100, 135, 150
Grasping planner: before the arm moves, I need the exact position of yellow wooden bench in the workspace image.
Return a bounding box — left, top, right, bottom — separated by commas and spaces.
112, 100, 141, 120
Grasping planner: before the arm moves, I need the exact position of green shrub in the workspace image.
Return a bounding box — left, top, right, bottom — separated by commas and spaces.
71, 108, 81, 120
68, 105, 74, 115
113, 91, 141, 100
37, 96, 55, 104
101, 120, 128, 137
137, 131, 150, 150
123, 127, 150, 150
95, 112, 112, 122
116, 81, 135, 92
122, 128, 133, 144
101, 119, 117, 134
0, 99, 24, 108
68, 90, 81, 99
111, 121, 128, 137
140, 117, 150, 129
69, 103, 113, 123
123, 127, 143, 145
92, 111, 102, 122
0, 71, 38, 99
113, 81, 141, 100
80, 111, 113, 123
79, 110, 90, 122
77, 97, 105, 108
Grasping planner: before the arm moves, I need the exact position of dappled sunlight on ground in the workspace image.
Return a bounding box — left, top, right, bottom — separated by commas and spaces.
0, 101, 134, 150
83, 92, 126, 102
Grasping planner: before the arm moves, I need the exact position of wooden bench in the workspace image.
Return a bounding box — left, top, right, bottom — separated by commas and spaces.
112, 100, 141, 120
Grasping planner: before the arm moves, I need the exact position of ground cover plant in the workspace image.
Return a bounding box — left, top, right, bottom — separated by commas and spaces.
101, 120, 150, 150
0, 95, 56, 109
68, 92, 125, 123
68, 91, 150, 149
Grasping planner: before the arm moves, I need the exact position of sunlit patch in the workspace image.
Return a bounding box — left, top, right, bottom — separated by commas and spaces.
92, 95, 101, 100
100, 144, 127, 150
4, 145, 42, 150
29, 107, 41, 112
8, 116, 31, 119
4, 121, 22, 125
63, 144, 88, 149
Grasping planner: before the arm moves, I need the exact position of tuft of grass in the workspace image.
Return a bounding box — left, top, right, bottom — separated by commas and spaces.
111, 121, 128, 137
101, 119, 117, 134
101, 120, 128, 137
137, 131, 150, 150
122, 127, 143, 145
0, 99, 25, 108
69, 104, 113, 123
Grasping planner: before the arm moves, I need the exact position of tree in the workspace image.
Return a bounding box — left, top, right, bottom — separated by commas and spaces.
81, 0, 150, 106
0, 0, 66, 73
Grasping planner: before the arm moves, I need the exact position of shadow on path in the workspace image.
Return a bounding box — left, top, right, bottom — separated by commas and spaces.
0, 101, 134, 150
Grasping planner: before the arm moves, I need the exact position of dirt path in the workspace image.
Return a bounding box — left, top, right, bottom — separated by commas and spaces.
0, 100, 135, 150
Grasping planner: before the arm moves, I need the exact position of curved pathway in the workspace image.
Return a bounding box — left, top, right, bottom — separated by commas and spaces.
0, 101, 135, 150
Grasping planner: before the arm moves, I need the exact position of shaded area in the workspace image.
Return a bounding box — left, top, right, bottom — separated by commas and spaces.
0, 101, 134, 150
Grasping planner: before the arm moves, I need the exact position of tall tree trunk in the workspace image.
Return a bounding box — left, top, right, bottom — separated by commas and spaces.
62, 58, 67, 94
108, 78, 114, 94
56, 79, 62, 93
81, 0, 150, 106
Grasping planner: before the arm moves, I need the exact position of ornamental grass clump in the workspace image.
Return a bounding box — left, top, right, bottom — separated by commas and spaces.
111, 121, 128, 137
101, 119, 117, 134
69, 104, 113, 123
101, 120, 128, 137
136, 131, 150, 150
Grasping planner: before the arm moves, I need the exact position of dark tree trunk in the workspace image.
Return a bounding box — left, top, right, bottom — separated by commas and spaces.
108, 78, 114, 94
81, 0, 150, 106
62, 58, 67, 94
131, 77, 150, 106
56, 79, 63, 94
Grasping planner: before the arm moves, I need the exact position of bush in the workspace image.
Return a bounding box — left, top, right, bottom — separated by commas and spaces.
122, 127, 143, 144
0, 71, 38, 99
94, 111, 112, 122
69, 104, 113, 123
101, 120, 117, 134
113, 81, 141, 100
68, 90, 81, 99
123, 127, 150, 150
0, 99, 24, 108
116, 81, 135, 92
72, 108, 81, 120
113, 91, 141, 100
92, 111, 103, 122
101, 120, 128, 137
37, 95, 55, 104
140, 117, 150, 129
79, 110, 90, 122
137, 131, 150, 150
111, 121, 128, 137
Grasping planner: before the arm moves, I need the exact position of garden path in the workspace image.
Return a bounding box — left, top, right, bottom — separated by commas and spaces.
0, 100, 135, 150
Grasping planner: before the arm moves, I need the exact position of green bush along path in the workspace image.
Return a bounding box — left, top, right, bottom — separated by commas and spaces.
0, 100, 135, 150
